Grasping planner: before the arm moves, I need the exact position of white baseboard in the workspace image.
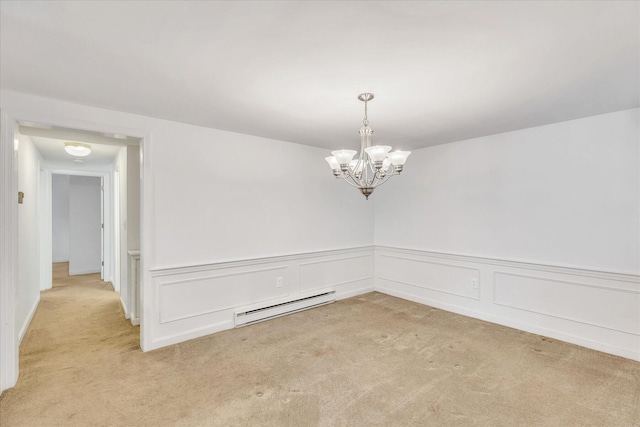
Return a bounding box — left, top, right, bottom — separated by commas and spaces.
336, 285, 375, 301
375, 246, 640, 361
69, 268, 101, 276
131, 317, 140, 326
19, 296, 40, 344
377, 286, 639, 361
151, 319, 234, 349
120, 296, 130, 320
52, 258, 69, 263
146, 247, 374, 351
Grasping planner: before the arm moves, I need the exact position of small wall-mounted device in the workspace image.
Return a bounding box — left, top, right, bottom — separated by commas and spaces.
18, 191, 24, 204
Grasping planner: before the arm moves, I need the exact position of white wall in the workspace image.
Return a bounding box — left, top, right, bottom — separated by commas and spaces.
68, 176, 102, 275
151, 123, 374, 268
374, 108, 640, 360
375, 108, 639, 274
116, 147, 129, 316
17, 133, 42, 342
127, 145, 140, 251
0, 90, 377, 354
51, 174, 70, 262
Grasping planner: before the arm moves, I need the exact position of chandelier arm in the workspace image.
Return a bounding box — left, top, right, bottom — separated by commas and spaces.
340, 175, 366, 188
370, 169, 396, 187
371, 172, 397, 188
341, 169, 366, 188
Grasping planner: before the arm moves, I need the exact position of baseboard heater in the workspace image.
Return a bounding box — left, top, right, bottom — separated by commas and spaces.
234, 291, 336, 327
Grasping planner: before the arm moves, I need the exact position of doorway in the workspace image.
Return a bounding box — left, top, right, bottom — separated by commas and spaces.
0, 115, 146, 392
52, 174, 103, 278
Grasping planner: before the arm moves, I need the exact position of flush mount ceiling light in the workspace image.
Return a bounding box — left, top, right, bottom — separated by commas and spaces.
64, 142, 91, 157
325, 93, 410, 199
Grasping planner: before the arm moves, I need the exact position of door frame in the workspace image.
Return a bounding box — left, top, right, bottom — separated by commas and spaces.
0, 108, 152, 393
44, 169, 114, 286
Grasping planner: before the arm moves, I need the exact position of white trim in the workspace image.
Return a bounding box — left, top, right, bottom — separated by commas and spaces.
150, 320, 234, 349
52, 258, 69, 263
0, 106, 151, 392
45, 168, 114, 284
0, 109, 19, 392
376, 246, 640, 282
335, 285, 375, 301
375, 246, 640, 361
68, 268, 102, 276
18, 296, 40, 344
150, 246, 376, 277
378, 286, 640, 361
158, 265, 290, 324
120, 296, 130, 319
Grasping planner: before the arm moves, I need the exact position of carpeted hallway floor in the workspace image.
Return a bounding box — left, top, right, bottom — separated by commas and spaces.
0, 262, 639, 426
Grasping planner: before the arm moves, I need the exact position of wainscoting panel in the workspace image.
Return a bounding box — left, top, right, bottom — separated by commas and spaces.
298, 254, 372, 293
158, 266, 290, 324
148, 247, 375, 349
377, 254, 480, 300
494, 272, 639, 334
375, 246, 640, 361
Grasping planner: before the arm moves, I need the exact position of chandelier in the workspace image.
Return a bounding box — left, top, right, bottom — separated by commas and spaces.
325, 93, 410, 199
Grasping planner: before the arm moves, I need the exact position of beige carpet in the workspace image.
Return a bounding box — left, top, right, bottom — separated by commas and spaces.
1, 262, 639, 426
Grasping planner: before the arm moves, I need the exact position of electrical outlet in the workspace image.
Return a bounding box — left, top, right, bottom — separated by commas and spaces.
276, 277, 283, 288
470, 278, 478, 289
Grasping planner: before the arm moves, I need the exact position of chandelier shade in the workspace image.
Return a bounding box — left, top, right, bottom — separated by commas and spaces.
325, 93, 410, 199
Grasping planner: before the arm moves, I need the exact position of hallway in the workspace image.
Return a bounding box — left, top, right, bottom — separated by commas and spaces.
0, 263, 140, 424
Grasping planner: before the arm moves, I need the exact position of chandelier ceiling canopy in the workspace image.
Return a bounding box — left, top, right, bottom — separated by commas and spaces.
325, 93, 410, 199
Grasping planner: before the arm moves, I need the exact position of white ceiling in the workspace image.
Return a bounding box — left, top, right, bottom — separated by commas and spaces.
1, 1, 638, 150
28, 134, 121, 167
20, 125, 136, 167
29, 136, 120, 168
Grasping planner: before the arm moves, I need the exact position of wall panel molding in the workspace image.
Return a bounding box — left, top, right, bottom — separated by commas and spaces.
146, 244, 639, 361
375, 246, 640, 361
377, 254, 481, 300
493, 272, 639, 335
148, 247, 375, 349
298, 254, 372, 294
376, 246, 639, 282
150, 246, 375, 276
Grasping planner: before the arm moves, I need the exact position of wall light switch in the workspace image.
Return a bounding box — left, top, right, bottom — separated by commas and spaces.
470, 278, 478, 289
276, 277, 283, 288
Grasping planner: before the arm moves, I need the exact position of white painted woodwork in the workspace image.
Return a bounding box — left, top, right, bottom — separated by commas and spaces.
1, 91, 637, 395
128, 250, 140, 326
150, 247, 374, 349
0, 109, 19, 393
375, 246, 640, 361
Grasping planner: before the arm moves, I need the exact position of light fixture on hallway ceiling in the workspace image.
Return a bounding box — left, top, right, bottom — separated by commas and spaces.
64, 142, 91, 157
325, 93, 410, 200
